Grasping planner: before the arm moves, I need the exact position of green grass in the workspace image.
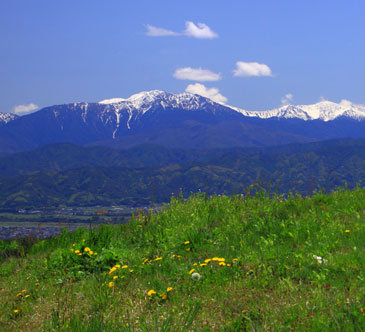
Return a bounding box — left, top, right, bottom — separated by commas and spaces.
0, 188, 364, 331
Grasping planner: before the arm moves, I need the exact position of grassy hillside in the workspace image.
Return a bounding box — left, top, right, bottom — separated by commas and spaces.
0, 188, 364, 331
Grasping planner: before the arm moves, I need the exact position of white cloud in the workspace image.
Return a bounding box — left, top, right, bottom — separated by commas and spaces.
145, 21, 218, 39
185, 83, 227, 104
145, 24, 179, 37
174, 67, 221, 82
13, 103, 38, 115
183, 21, 218, 39
233, 61, 273, 77
281, 93, 294, 105
339, 99, 353, 107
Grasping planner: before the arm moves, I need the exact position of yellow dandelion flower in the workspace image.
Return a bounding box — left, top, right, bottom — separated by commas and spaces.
77, 253, 82, 256
193, 263, 197, 266
16, 293, 22, 297
166, 287, 173, 292
212, 257, 220, 261
154, 257, 162, 261
219, 262, 226, 266
186, 248, 191, 251
74, 250, 80, 254
108, 282, 114, 288
89, 250, 94, 255
233, 258, 238, 262
72, 243, 76, 247
94, 252, 98, 255
122, 265, 128, 269
26, 276, 30, 280
361, 308, 364, 312
188, 268, 195, 274
147, 289, 156, 296
204, 259, 212, 263
227, 264, 231, 267
70, 249, 74, 252
160, 293, 167, 300
84, 247, 90, 252
115, 264, 121, 268
200, 263, 207, 267
109, 267, 117, 274
129, 269, 133, 273
25, 295, 30, 298
35, 282, 39, 286
21, 289, 26, 293
345, 230, 350, 233
242, 309, 247, 314
113, 276, 118, 280
184, 241, 190, 245
14, 309, 19, 313
171, 254, 176, 258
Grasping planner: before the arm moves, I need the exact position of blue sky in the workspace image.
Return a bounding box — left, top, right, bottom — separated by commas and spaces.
1, 0, 365, 114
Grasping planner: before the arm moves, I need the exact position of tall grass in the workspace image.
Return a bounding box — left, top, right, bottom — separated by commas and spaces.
0, 187, 364, 331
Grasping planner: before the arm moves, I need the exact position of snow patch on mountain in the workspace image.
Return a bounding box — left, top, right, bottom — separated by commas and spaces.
232, 100, 365, 122
0, 112, 19, 124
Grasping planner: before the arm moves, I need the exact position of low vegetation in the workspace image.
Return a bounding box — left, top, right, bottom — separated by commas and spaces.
0, 187, 364, 331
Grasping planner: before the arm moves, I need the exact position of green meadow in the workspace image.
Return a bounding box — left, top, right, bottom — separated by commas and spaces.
0, 187, 364, 331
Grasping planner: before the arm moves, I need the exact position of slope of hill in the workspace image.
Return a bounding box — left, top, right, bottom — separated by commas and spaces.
0, 189, 364, 330
0, 139, 364, 208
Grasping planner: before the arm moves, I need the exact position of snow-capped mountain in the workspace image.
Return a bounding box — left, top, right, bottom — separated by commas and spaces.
0, 90, 365, 153
0, 112, 18, 124
232, 100, 365, 122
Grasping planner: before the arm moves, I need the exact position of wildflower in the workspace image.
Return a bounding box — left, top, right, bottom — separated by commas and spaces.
115, 264, 121, 268
166, 287, 173, 292
109, 267, 117, 275
242, 309, 247, 314
312, 255, 327, 264
186, 248, 191, 251
89, 250, 94, 255
108, 282, 114, 288
138, 225, 142, 228
227, 264, 231, 267
184, 241, 190, 245
26, 276, 30, 280
154, 257, 162, 261
200, 263, 207, 267
233, 258, 238, 262
14, 309, 19, 313
72, 243, 76, 247
147, 289, 156, 296
188, 268, 195, 274
204, 259, 212, 263
22, 289, 26, 293
84, 247, 90, 252
122, 265, 128, 269
77, 253, 82, 256
113, 276, 118, 280
35, 282, 39, 286
94, 252, 98, 255
160, 293, 167, 300
25, 295, 30, 298
193, 263, 197, 266
74, 250, 80, 254
345, 229, 350, 233
16, 293, 22, 297
219, 262, 226, 266
361, 308, 364, 312
171, 254, 176, 258
191, 272, 201, 281
70, 249, 74, 252
129, 269, 133, 273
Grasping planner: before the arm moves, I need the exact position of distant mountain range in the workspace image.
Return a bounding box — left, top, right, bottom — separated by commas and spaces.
1, 90, 365, 152
0, 138, 364, 208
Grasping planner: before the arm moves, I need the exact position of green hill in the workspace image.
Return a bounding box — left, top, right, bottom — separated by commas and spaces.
0, 188, 364, 331
0, 139, 364, 208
